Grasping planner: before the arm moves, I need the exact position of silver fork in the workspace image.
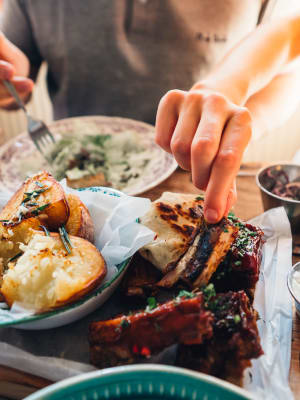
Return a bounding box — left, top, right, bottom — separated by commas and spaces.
3, 80, 55, 156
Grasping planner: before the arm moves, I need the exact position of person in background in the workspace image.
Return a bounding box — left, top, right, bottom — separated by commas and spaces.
0, 1, 299, 223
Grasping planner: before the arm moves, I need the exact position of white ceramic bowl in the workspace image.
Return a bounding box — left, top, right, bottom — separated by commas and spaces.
287, 262, 300, 317
0, 186, 133, 330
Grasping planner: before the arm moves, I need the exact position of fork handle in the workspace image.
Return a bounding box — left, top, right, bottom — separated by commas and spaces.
3, 80, 27, 112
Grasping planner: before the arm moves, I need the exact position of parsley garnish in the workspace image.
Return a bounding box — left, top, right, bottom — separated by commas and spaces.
145, 297, 157, 312
234, 315, 241, 324
177, 290, 196, 299
120, 318, 130, 329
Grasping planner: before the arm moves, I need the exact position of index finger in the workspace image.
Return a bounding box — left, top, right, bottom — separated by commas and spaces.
204, 108, 252, 223
0, 60, 14, 80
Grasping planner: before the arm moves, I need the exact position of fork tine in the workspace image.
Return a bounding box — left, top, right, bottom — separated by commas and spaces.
33, 137, 43, 154
46, 129, 55, 143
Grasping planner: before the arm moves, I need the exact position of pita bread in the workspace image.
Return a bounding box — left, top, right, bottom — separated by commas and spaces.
139, 192, 205, 273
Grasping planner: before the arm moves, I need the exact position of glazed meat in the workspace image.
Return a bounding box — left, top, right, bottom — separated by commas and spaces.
89, 293, 213, 368
121, 253, 162, 298
158, 219, 238, 289
176, 290, 263, 386
211, 216, 264, 298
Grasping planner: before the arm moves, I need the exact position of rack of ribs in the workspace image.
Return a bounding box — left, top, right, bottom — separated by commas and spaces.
176, 290, 263, 385
89, 293, 213, 368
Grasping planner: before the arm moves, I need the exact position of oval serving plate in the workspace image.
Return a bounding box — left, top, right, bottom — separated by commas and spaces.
24, 364, 254, 400
0, 115, 177, 195
0, 186, 132, 330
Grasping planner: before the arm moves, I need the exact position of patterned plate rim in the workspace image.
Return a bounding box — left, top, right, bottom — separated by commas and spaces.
24, 364, 254, 400
0, 186, 132, 327
0, 115, 178, 196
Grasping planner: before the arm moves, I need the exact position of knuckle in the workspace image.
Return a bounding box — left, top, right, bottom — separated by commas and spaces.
170, 138, 190, 157
216, 150, 238, 169
162, 89, 185, 105
192, 136, 216, 155
204, 92, 227, 109
185, 91, 202, 107
234, 107, 252, 125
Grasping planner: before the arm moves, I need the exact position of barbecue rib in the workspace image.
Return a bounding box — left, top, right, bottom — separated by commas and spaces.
89, 293, 213, 368
176, 290, 263, 386
211, 216, 264, 299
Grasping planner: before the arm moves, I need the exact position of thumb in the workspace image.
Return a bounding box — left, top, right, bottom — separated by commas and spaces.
0, 32, 30, 77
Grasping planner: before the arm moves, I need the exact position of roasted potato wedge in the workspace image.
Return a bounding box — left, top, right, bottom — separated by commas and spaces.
0, 217, 41, 267
1, 232, 107, 312
0, 171, 69, 231
65, 194, 95, 243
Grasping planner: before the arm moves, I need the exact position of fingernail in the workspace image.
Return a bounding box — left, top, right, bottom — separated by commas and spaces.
205, 208, 219, 224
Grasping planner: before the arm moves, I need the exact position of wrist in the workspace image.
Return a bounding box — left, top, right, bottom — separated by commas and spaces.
191, 78, 248, 106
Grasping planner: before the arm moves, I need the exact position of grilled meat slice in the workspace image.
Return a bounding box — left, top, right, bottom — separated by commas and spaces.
89, 293, 213, 368
158, 219, 238, 289
176, 290, 263, 386
211, 220, 264, 299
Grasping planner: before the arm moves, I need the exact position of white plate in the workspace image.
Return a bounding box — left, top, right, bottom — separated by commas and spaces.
0, 115, 177, 195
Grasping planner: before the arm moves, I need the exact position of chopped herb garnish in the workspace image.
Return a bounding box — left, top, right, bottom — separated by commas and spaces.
120, 318, 130, 329
61, 225, 73, 249
0, 219, 9, 222
234, 260, 242, 266
223, 227, 229, 232
177, 290, 196, 299
145, 297, 157, 312
203, 283, 216, 302
195, 195, 204, 201
32, 203, 50, 216
234, 315, 241, 324
8, 252, 22, 263
59, 226, 72, 254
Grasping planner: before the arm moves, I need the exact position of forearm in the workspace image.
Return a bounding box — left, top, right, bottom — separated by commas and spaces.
246, 57, 300, 140
193, 14, 300, 105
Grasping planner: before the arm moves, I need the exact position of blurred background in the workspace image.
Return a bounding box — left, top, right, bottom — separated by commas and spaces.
0, 0, 299, 164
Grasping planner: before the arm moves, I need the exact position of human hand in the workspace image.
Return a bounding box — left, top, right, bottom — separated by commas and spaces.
0, 32, 34, 108
155, 86, 252, 223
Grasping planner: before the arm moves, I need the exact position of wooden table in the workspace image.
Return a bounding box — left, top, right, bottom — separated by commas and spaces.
0, 168, 299, 399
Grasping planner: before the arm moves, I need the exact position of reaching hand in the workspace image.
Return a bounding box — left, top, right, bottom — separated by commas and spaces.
0, 32, 34, 108
155, 86, 252, 223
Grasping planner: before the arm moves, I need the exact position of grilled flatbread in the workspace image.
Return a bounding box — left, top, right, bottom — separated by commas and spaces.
139, 192, 205, 274
140, 192, 238, 288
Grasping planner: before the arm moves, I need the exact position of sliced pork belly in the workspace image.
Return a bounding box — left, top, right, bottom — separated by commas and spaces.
158, 219, 238, 289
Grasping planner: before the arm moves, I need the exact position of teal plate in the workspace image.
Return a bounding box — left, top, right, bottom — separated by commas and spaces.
0, 186, 133, 329
24, 365, 254, 400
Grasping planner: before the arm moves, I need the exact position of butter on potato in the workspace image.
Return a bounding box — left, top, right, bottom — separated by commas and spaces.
1, 233, 106, 312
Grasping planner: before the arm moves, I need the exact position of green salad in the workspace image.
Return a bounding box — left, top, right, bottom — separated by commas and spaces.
48, 131, 151, 189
